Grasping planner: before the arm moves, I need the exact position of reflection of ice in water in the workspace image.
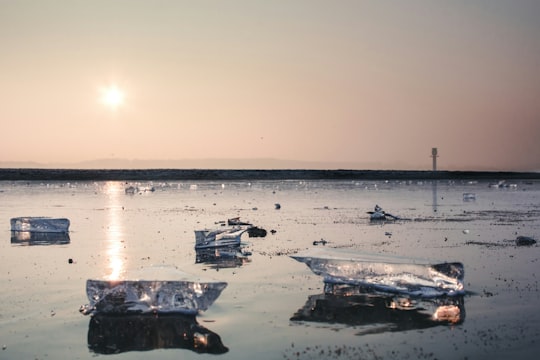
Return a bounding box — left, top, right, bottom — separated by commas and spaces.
103, 182, 125, 280
196, 245, 252, 269
291, 292, 465, 335
11, 231, 70, 245
291, 248, 465, 297
88, 314, 228, 354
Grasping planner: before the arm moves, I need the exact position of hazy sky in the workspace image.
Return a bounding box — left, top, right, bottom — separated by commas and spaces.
1, 0, 539, 171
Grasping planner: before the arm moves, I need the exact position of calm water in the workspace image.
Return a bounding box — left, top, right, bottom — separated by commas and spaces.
1, 179, 539, 359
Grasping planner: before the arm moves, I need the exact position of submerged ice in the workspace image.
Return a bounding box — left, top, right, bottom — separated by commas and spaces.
291, 248, 464, 297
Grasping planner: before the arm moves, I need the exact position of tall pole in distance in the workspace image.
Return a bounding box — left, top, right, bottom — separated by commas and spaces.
431, 148, 438, 172
431, 148, 438, 212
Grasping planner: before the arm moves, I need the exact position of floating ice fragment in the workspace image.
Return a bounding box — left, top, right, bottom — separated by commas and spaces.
10, 217, 70, 233
227, 217, 252, 226
367, 205, 399, 221
194, 227, 247, 249
80, 266, 227, 315
291, 248, 464, 297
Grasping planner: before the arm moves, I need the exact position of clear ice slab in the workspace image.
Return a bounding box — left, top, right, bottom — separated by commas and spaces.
10, 217, 70, 233
80, 266, 227, 315
291, 248, 464, 297
194, 227, 247, 249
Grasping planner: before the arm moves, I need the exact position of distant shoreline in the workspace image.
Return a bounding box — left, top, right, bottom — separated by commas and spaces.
0, 168, 539, 181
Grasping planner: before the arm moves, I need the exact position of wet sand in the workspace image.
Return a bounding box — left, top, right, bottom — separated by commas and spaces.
0, 179, 539, 359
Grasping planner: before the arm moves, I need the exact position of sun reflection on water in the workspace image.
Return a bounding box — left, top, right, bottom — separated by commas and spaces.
103, 182, 126, 281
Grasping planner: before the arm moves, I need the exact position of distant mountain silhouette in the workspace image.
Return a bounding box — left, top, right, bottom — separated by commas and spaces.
0, 158, 537, 172
0, 158, 407, 170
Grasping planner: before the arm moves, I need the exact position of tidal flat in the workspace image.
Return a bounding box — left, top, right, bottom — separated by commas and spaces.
1, 178, 539, 360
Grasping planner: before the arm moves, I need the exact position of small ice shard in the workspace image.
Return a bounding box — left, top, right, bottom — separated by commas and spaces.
80, 266, 227, 315
291, 248, 464, 297
367, 205, 399, 221
194, 227, 247, 249
227, 217, 252, 226
10, 217, 70, 233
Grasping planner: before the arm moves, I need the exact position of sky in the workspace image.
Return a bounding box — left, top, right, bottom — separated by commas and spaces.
1, 0, 539, 171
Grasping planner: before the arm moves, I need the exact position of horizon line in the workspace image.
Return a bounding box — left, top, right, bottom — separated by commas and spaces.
0, 157, 537, 173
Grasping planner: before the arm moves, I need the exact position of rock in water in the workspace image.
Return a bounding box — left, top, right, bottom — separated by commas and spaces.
516, 236, 537, 246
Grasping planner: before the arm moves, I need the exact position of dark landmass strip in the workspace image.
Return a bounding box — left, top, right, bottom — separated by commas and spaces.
0, 168, 539, 181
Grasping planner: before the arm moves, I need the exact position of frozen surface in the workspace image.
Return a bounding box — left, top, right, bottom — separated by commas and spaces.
81, 266, 227, 315
1, 179, 540, 360
291, 248, 464, 297
10, 216, 70, 233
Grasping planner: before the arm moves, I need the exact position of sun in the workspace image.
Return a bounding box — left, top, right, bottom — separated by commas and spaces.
100, 85, 125, 109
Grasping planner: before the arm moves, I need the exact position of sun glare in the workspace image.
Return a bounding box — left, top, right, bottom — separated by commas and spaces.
100, 85, 125, 109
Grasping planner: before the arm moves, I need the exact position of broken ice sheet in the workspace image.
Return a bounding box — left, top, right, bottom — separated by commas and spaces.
10, 217, 70, 233
194, 227, 247, 249
80, 265, 227, 315
291, 248, 465, 297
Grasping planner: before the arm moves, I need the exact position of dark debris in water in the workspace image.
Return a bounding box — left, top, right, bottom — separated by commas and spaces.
466, 236, 537, 248
465, 241, 510, 248
283, 342, 440, 360
515, 236, 537, 246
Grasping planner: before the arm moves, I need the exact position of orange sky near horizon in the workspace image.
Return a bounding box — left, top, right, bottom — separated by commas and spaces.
1, 1, 539, 171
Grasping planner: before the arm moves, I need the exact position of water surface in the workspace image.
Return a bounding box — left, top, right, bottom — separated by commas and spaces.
1, 179, 539, 359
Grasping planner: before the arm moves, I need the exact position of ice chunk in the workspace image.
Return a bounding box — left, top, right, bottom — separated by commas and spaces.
194, 227, 247, 249
88, 314, 228, 354
291, 248, 464, 297
80, 266, 227, 315
10, 217, 70, 233
367, 204, 400, 221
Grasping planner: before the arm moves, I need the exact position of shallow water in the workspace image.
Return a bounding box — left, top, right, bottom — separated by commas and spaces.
1, 179, 539, 359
